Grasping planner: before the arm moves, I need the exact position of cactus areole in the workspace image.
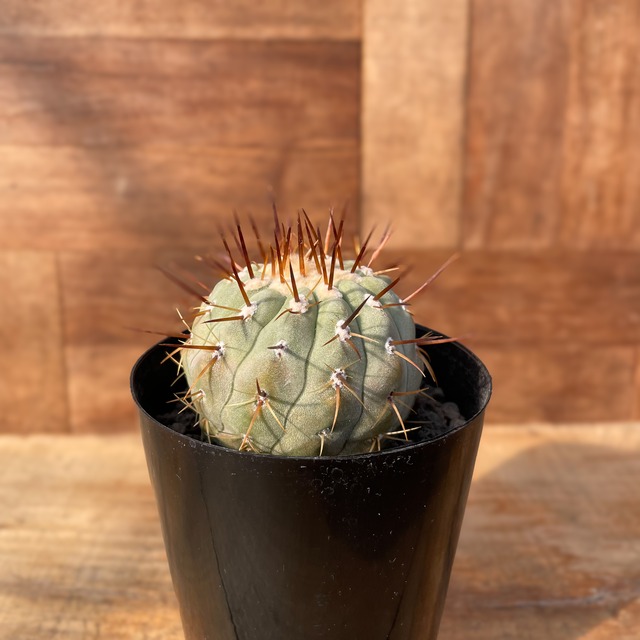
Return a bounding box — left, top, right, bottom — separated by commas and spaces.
169, 211, 457, 457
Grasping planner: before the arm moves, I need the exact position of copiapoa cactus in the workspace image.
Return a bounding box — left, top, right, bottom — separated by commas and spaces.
163, 209, 457, 457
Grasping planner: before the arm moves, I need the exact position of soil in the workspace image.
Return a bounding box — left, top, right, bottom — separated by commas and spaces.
157, 388, 466, 454
388, 387, 466, 448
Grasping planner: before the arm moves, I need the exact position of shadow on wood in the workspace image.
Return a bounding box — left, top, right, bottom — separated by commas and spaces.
440, 436, 640, 639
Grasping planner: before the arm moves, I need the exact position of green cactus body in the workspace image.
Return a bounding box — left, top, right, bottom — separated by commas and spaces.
180, 244, 425, 456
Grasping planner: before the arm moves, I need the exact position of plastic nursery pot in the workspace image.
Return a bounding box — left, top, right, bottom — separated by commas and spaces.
131, 325, 491, 640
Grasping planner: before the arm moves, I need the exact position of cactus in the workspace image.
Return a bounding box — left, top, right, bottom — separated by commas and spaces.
167, 210, 456, 456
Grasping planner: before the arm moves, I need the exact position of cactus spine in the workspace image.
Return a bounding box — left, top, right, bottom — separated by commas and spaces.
170, 210, 454, 457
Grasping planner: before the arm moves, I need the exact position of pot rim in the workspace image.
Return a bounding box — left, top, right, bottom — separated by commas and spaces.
131, 326, 492, 464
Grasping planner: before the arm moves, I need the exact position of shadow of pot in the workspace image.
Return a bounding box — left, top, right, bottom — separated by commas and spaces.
131, 325, 492, 640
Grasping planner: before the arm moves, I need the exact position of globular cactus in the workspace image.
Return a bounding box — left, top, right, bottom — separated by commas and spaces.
168, 210, 454, 456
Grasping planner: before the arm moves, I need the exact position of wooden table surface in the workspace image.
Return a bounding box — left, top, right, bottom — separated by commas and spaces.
1, 424, 639, 640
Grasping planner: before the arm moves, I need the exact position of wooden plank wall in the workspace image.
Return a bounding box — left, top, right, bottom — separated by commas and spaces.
363, 0, 640, 424
458, 0, 640, 423
1, 0, 639, 432
0, 1, 361, 433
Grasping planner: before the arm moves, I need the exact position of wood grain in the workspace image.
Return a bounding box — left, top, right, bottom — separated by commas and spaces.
1, 425, 639, 639
463, 0, 640, 249
440, 424, 640, 640
60, 249, 204, 433
0, 35, 360, 252
558, 0, 640, 249
0, 0, 361, 40
635, 350, 640, 419
475, 344, 636, 423
65, 344, 148, 433
385, 249, 640, 346
0, 252, 68, 433
0, 146, 359, 251
361, 0, 468, 247
379, 248, 640, 422
59, 250, 196, 346
0, 37, 359, 148
0, 435, 182, 639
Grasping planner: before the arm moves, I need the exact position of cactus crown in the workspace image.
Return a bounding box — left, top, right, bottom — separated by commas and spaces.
164, 208, 456, 457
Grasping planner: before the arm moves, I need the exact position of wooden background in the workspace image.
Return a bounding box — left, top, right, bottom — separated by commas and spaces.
1, 0, 639, 434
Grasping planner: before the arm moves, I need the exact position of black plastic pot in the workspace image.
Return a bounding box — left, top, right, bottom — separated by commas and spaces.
131, 326, 491, 640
